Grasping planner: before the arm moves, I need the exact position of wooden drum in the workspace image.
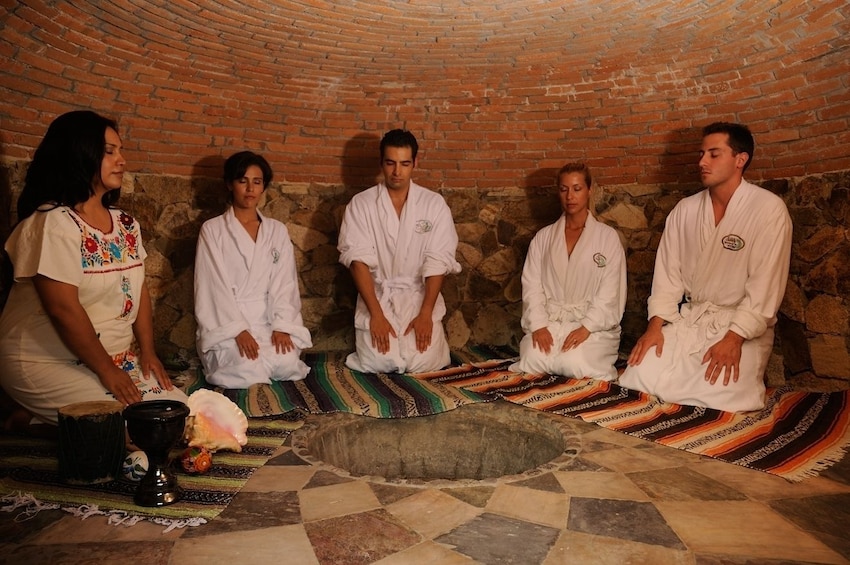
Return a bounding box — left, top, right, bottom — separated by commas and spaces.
57, 400, 126, 484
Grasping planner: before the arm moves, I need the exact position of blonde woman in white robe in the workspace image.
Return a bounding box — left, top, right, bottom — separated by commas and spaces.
621, 123, 792, 413
194, 152, 312, 388
512, 163, 627, 381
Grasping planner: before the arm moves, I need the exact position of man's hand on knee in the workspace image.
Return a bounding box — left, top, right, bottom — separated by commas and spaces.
404, 314, 433, 353
370, 315, 397, 354
702, 331, 744, 385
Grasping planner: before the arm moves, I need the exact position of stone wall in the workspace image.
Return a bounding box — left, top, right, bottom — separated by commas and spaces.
2, 162, 848, 391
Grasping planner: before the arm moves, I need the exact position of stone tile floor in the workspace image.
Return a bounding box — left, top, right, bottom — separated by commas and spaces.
3, 405, 850, 565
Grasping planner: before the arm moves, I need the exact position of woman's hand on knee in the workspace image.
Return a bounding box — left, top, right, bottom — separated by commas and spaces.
235, 330, 260, 360
562, 326, 590, 351
532, 327, 554, 354
100, 366, 143, 406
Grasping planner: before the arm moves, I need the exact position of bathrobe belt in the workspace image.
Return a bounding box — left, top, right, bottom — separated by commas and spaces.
545, 300, 587, 324
376, 276, 423, 324
673, 299, 737, 356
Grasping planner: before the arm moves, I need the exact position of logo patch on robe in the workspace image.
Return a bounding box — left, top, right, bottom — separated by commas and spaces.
415, 220, 433, 234
271, 248, 280, 263
593, 253, 607, 267
721, 234, 745, 251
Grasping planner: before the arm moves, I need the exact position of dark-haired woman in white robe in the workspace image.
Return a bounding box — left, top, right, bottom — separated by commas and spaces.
194, 152, 312, 388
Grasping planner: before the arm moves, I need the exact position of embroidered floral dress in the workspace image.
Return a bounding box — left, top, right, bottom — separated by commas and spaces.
0, 205, 185, 425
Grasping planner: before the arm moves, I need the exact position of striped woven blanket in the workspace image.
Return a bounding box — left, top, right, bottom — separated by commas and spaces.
183, 352, 490, 419
181, 350, 850, 482
419, 359, 850, 482
0, 417, 297, 530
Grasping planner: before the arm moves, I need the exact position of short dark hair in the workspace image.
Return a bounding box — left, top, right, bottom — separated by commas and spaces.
702, 122, 754, 172
557, 162, 592, 189
380, 129, 418, 161
223, 151, 273, 189
17, 110, 120, 220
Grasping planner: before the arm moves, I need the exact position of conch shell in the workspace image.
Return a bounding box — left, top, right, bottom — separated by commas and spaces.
184, 389, 248, 453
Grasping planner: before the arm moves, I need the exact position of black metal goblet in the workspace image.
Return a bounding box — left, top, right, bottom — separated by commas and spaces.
123, 400, 190, 507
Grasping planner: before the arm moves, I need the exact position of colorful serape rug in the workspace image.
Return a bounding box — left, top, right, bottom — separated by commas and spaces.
419, 359, 850, 483
0, 416, 298, 531
182, 351, 492, 419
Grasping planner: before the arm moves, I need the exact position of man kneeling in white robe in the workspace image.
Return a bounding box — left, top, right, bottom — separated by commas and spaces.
338, 129, 461, 374
620, 122, 792, 413
511, 163, 626, 381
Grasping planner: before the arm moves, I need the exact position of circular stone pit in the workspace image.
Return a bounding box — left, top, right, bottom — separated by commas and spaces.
291, 401, 582, 486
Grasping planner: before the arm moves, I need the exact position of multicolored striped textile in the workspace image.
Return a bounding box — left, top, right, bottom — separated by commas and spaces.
184, 352, 490, 419
0, 417, 297, 530
419, 359, 850, 482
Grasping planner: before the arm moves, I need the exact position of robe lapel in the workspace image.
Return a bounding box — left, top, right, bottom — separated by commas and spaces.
224, 208, 255, 286
548, 215, 569, 298
692, 184, 747, 300
393, 186, 418, 276
378, 184, 399, 261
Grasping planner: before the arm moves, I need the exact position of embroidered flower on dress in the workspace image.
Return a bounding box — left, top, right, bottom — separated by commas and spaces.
119, 212, 134, 230
272, 248, 280, 264
415, 220, 433, 234
119, 275, 134, 318
109, 241, 122, 260
77, 210, 142, 269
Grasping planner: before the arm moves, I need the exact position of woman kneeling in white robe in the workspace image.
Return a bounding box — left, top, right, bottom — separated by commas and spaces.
194, 152, 312, 388
511, 163, 626, 381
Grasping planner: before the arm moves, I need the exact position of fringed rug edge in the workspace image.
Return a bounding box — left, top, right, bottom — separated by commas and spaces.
0, 491, 207, 533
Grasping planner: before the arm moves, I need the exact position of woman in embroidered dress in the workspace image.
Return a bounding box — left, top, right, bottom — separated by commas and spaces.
0, 110, 186, 432
511, 163, 627, 381
193, 151, 312, 388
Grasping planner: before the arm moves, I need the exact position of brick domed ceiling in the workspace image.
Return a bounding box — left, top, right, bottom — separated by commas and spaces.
2, 1, 849, 186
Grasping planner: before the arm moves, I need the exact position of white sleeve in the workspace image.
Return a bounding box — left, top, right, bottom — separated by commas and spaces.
647, 207, 686, 323
730, 203, 792, 339
422, 200, 461, 278
520, 232, 550, 333
338, 197, 379, 271
267, 226, 313, 349
193, 221, 250, 352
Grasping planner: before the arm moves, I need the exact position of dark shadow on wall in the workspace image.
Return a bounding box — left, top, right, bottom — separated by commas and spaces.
655, 126, 702, 186
342, 133, 381, 191
515, 165, 563, 291
619, 126, 702, 356
523, 167, 563, 231
312, 133, 382, 347
129, 153, 227, 362
192, 154, 229, 222
517, 166, 563, 296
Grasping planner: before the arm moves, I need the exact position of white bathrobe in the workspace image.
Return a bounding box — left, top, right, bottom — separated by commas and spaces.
194, 208, 312, 388
338, 182, 461, 373
619, 180, 792, 412
511, 213, 626, 380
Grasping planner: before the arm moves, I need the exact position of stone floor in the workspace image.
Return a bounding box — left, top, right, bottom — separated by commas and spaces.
3, 403, 850, 565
